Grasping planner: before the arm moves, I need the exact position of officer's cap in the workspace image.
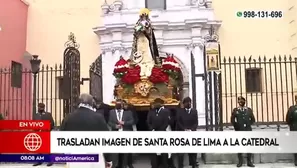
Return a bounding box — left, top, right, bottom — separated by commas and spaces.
237, 96, 245, 101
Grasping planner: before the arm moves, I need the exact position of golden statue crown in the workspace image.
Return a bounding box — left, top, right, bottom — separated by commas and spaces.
139, 8, 150, 16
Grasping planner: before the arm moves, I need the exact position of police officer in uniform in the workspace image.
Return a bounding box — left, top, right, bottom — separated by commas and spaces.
231, 96, 255, 167
286, 95, 297, 166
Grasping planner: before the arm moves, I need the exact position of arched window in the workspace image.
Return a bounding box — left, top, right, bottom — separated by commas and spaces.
145, 0, 166, 10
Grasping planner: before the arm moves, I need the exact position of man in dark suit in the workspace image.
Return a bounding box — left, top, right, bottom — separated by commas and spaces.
147, 98, 170, 168
60, 93, 112, 168
94, 97, 113, 122
123, 100, 137, 168
33, 103, 55, 167
123, 100, 138, 129
167, 107, 177, 168
176, 97, 198, 168
286, 95, 297, 166
231, 96, 255, 167
109, 99, 134, 168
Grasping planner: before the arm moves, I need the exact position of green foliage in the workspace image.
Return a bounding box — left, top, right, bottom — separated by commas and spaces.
0, 113, 4, 120
113, 72, 125, 79
164, 70, 180, 80
123, 84, 134, 95
154, 83, 169, 95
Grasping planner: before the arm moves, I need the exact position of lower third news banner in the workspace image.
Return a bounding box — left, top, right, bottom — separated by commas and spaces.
50, 131, 297, 153
2, 131, 297, 154
0, 154, 99, 163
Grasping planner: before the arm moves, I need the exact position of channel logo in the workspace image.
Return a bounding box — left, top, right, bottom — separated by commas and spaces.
23, 133, 42, 152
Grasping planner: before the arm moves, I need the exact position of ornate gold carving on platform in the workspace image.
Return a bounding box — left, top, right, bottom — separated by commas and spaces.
134, 78, 153, 97
114, 81, 179, 106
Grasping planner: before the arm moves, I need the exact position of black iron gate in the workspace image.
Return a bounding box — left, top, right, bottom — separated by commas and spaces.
63, 33, 81, 116
89, 55, 103, 102
221, 56, 297, 127
191, 48, 222, 131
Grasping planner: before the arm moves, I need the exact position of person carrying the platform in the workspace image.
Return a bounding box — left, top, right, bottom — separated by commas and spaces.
122, 100, 137, 168
176, 97, 198, 168
147, 98, 170, 168
93, 97, 113, 122
286, 95, 297, 166
109, 99, 134, 168
167, 106, 177, 168
231, 96, 255, 167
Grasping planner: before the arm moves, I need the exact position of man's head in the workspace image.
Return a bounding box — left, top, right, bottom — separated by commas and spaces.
183, 97, 192, 109
122, 100, 128, 110
115, 99, 123, 110
38, 103, 45, 113
238, 96, 246, 107
79, 93, 94, 106
153, 98, 164, 109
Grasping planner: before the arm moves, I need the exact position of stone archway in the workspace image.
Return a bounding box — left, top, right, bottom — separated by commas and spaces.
159, 51, 190, 99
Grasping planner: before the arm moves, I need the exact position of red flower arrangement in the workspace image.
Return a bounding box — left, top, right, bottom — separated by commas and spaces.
149, 67, 169, 84
121, 66, 141, 85
113, 56, 129, 78
162, 54, 181, 79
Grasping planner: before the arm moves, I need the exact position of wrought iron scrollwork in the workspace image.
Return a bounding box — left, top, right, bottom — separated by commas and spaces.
204, 25, 219, 42
89, 55, 103, 102
64, 32, 80, 49
63, 32, 81, 116
101, 0, 123, 14
190, 0, 207, 7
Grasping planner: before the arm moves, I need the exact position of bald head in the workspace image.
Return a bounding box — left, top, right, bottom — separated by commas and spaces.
79, 93, 94, 106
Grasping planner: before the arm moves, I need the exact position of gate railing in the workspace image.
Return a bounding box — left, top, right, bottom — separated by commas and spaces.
0, 64, 65, 126
220, 55, 297, 126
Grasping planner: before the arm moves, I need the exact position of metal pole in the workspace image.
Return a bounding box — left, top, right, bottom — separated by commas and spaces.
32, 73, 37, 118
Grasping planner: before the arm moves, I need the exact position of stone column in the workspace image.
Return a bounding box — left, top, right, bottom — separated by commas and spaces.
182, 82, 190, 98
112, 30, 123, 60
102, 48, 114, 104
192, 42, 207, 126
185, 44, 193, 99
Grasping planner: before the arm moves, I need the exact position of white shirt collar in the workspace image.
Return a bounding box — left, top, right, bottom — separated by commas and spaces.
156, 106, 164, 113
116, 109, 123, 112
